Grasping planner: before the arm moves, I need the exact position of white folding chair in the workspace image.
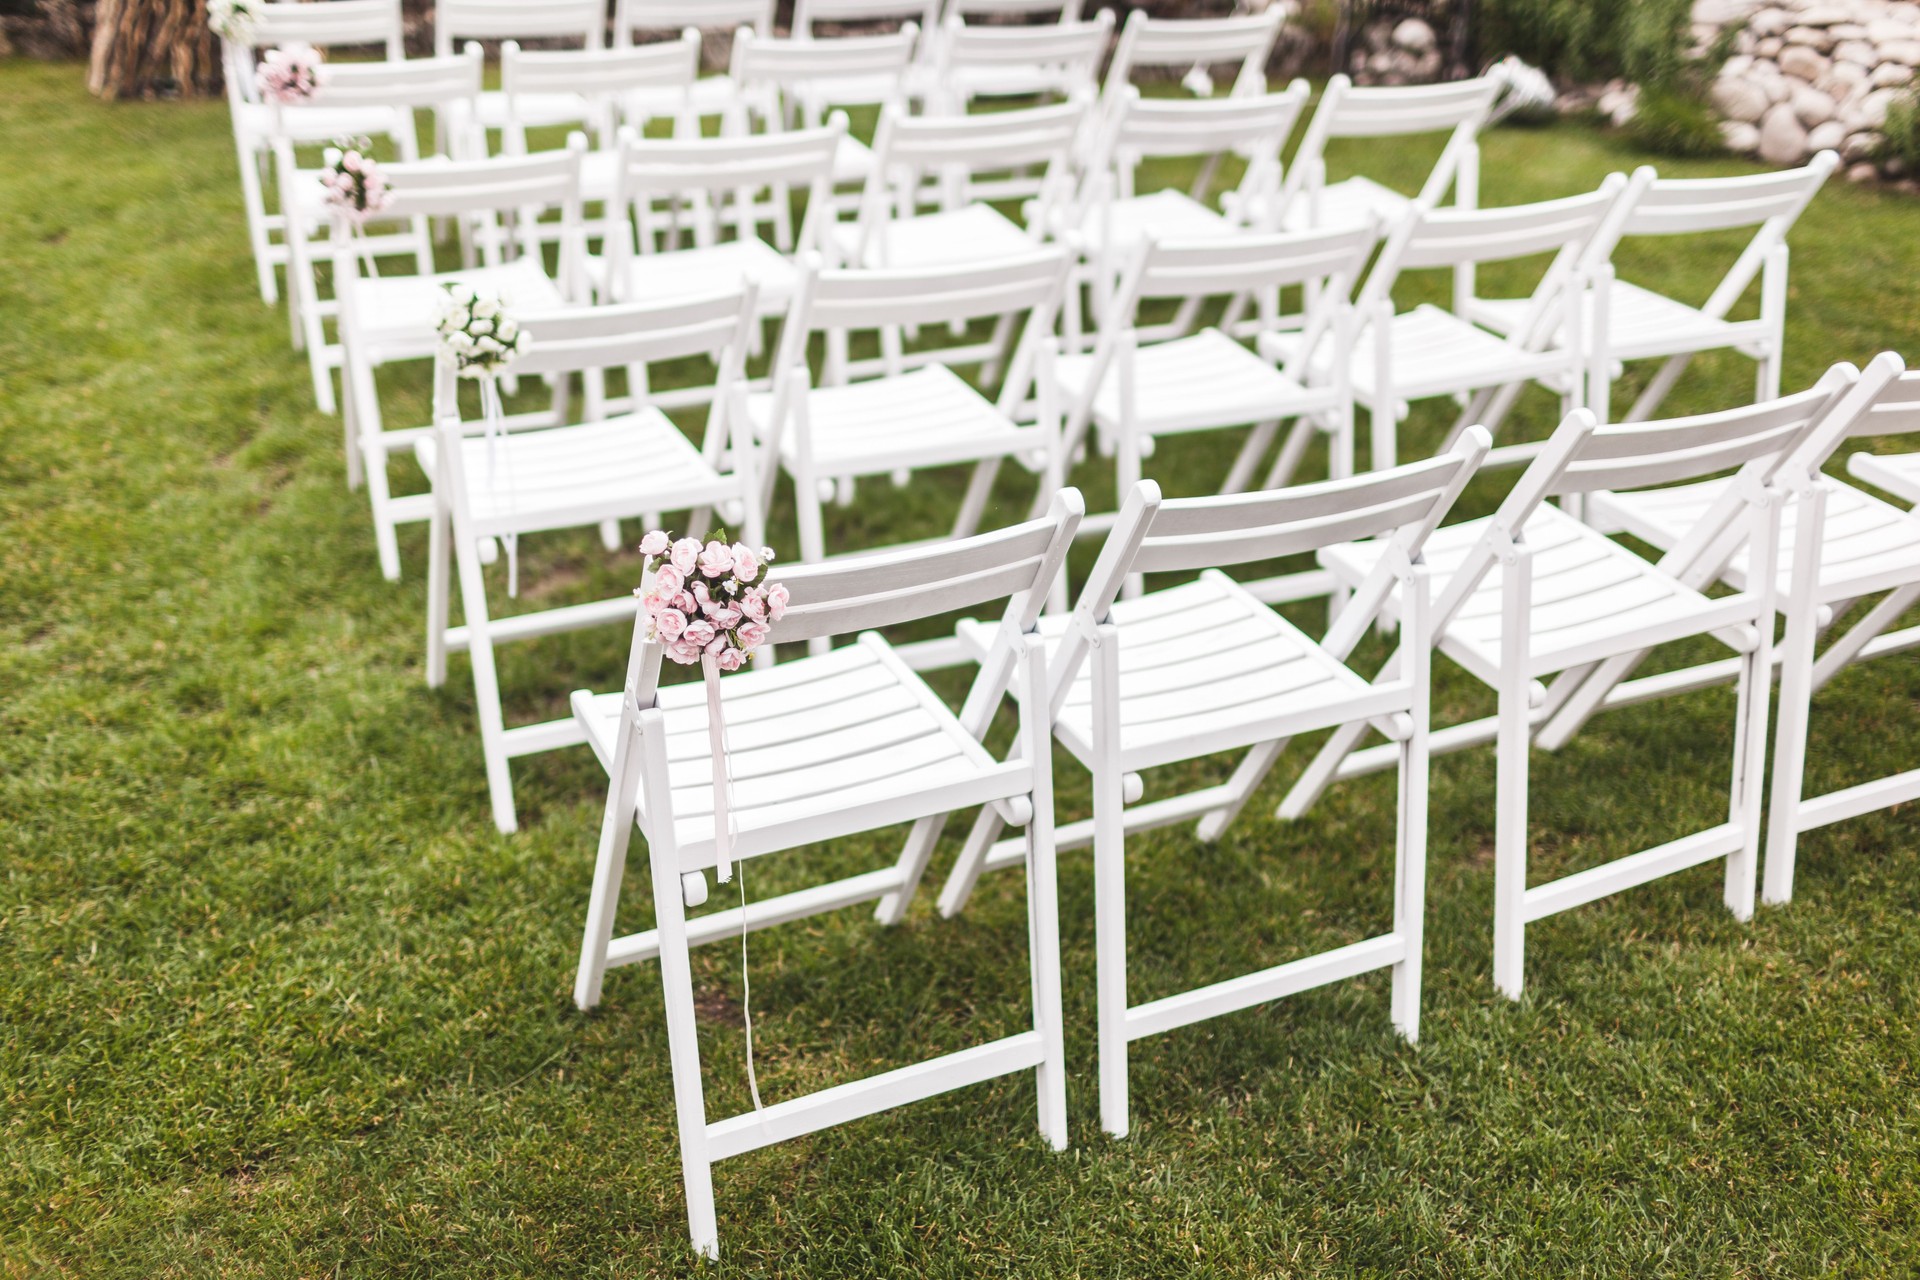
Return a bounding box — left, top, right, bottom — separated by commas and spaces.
942, 437, 1490, 1137
571, 492, 1083, 1258
332, 140, 588, 581
1566, 357, 1920, 904
1304, 393, 1849, 997
435, 0, 605, 140
497, 34, 702, 163
1096, 7, 1284, 115
612, 0, 777, 121
592, 117, 846, 361
830, 97, 1086, 271
1467, 154, 1839, 424
749, 249, 1072, 572
728, 25, 921, 208
421, 289, 763, 833
272, 48, 487, 414
1059, 84, 1311, 347
216, 0, 406, 305
1048, 224, 1378, 539
1268, 179, 1629, 471
1275, 74, 1500, 236
1850, 423, 1920, 507
924, 9, 1108, 111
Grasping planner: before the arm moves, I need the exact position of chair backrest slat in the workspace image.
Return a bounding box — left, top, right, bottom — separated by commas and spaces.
243, 0, 402, 51
949, 0, 1082, 17
504, 33, 700, 99
614, 118, 846, 195
500, 290, 758, 378
377, 144, 584, 217
1102, 85, 1309, 161
873, 96, 1086, 170
616, 0, 773, 37
943, 11, 1106, 68
298, 47, 484, 111
1132, 224, 1378, 299
436, 0, 604, 52
1316, 75, 1500, 138
1621, 156, 1838, 237
764, 492, 1082, 650
1395, 184, 1623, 270
1107, 8, 1283, 70
732, 25, 921, 83
794, 248, 1069, 333
1857, 366, 1920, 439
795, 0, 940, 31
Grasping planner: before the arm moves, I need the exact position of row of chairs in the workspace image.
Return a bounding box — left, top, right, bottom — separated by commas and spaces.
568, 357, 1920, 1257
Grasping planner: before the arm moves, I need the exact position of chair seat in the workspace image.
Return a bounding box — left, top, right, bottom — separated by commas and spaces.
969, 573, 1376, 772
1323, 505, 1747, 685
1282, 174, 1412, 234
746, 363, 1041, 476
1053, 328, 1322, 437
345, 258, 566, 362
1467, 281, 1751, 361
415, 409, 731, 535
1589, 474, 1920, 602
829, 202, 1034, 269
574, 636, 1021, 859
588, 237, 797, 311
1848, 449, 1920, 506
1075, 188, 1235, 258
473, 89, 595, 130
1269, 304, 1568, 401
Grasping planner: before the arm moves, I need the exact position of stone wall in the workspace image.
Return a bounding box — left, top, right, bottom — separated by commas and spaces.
1702, 0, 1920, 178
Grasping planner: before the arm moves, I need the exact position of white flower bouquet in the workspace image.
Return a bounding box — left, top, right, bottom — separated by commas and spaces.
255, 43, 320, 105
208, 0, 261, 43
320, 138, 391, 224
434, 284, 530, 379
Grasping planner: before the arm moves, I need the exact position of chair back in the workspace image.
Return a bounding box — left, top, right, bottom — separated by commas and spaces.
615, 0, 774, 43
233, 0, 403, 55
1853, 365, 1920, 443
434, 0, 605, 55
730, 25, 922, 117
948, 0, 1084, 19
793, 0, 941, 35
1102, 7, 1284, 102
1276, 74, 1499, 222
932, 11, 1110, 105
1059, 429, 1491, 715
268, 47, 484, 151
500, 33, 702, 148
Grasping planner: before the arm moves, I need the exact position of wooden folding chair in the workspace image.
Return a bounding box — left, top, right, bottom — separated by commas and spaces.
571, 493, 1083, 1257
422, 288, 763, 832
1302, 390, 1850, 996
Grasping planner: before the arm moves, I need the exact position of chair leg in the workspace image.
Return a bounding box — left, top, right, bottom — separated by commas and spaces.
575, 729, 644, 1011
426, 490, 451, 688
1623, 353, 1692, 423
1221, 420, 1278, 495
1492, 544, 1532, 1001
874, 814, 947, 926
1195, 736, 1291, 842
1090, 627, 1130, 1138
237, 143, 278, 304
1264, 418, 1318, 490
1020, 636, 1068, 1152
953, 459, 1002, 541
364, 434, 405, 583
599, 519, 622, 552
650, 849, 720, 1259
1762, 596, 1818, 907
454, 542, 517, 833
1391, 570, 1431, 1041
937, 804, 1008, 918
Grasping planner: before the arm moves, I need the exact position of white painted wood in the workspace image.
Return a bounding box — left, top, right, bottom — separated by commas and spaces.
571, 498, 1080, 1257
424, 288, 762, 832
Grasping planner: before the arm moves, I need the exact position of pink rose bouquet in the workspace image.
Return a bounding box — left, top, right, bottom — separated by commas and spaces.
320, 138, 391, 224
255, 43, 320, 105
636, 528, 784, 669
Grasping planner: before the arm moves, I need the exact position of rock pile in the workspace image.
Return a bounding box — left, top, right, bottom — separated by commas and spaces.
1347, 16, 1445, 85
1702, 0, 1920, 178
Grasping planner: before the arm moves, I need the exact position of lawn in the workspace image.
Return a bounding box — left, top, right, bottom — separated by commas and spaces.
4, 56, 1920, 1276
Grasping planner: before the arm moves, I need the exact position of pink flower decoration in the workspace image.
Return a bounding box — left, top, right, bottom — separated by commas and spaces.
730, 543, 761, 581
639, 530, 670, 557
672, 591, 695, 613
669, 537, 700, 574
715, 647, 745, 673
736, 620, 769, 649
665, 636, 703, 665
765, 582, 790, 622
706, 604, 742, 630
739, 589, 766, 621
653, 607, 688, 641
697, 540, 734, 579
652, 564, 684, 597
682, 619, 717, 651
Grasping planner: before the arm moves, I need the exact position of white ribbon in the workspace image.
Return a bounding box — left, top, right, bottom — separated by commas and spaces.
479, 375, 519, 597
698, 647, 762, 1112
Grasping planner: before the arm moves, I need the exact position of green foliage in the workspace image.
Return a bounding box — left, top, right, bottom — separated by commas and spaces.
8, 60, 1920, 1277
1626, 88, 1727, 157
1878, 86, 1920, 172
1479, 0, 1695, 90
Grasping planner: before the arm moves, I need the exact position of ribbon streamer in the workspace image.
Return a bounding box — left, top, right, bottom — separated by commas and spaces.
479, 375, 519, 597
699, 650, 760, 1111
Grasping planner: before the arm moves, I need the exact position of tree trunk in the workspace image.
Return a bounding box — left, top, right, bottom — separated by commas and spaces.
88, 0, 222, 99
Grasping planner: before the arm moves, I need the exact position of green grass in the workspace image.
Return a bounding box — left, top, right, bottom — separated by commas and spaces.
5, 58, 1920, 1276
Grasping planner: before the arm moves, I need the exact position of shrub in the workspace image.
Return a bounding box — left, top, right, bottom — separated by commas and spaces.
1626, 88, 1726, 157
1479, 0, 1694, 91
1879, 87, 1920, 173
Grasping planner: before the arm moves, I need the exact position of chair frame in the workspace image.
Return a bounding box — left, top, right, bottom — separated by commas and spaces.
1295, 392, 1855, 996
331, 136, 588, 580
424, 289, 764, 832
573, 492, 1085, 1257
